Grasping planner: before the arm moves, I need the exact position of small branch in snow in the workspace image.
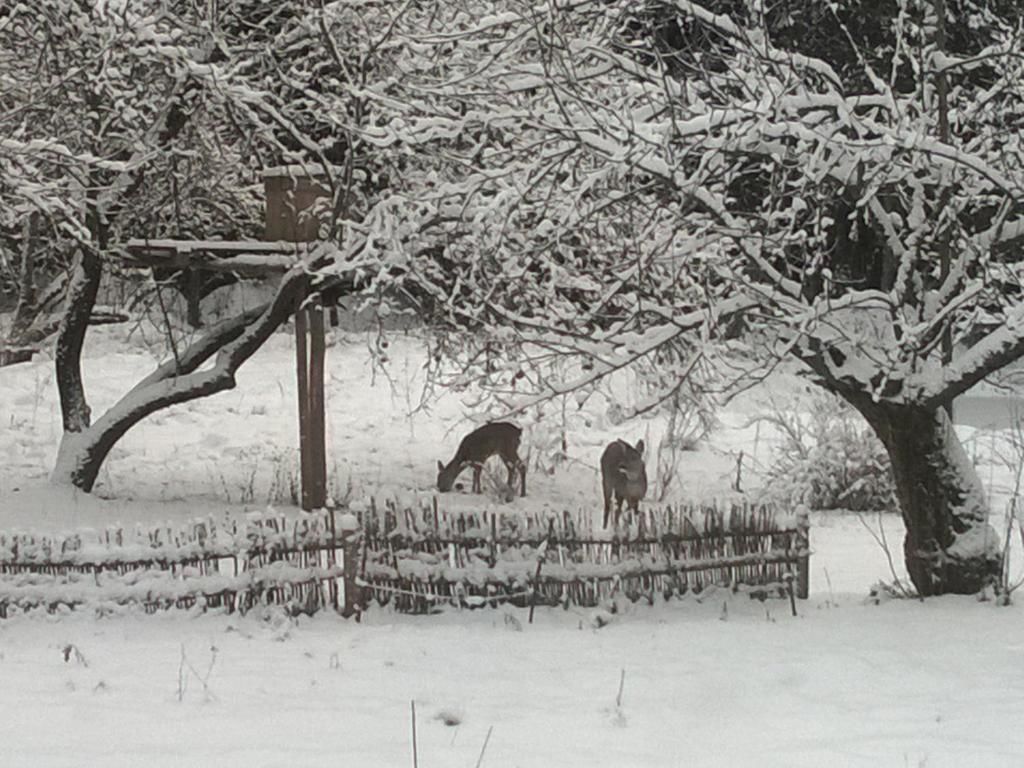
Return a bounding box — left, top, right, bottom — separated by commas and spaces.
411, 700, 419, 768
177, 645, 186, 702
177, 643, 219, 703
855, 511, 914, 598
474, 726, 494, 768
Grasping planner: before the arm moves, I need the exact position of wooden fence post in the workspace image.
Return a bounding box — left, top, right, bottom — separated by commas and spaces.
796, 505, 810, 599
528, 539, 549, 624
340, 513, 362, 619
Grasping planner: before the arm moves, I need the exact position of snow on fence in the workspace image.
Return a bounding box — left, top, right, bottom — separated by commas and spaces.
0, 512, 349, 618
0, 502, 809, 618
359, 501, 809, 614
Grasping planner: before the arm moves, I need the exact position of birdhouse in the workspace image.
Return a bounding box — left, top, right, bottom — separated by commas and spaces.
263, 166, 331, 242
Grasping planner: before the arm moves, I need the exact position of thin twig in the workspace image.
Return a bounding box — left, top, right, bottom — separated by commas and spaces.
474, 725, 494, 768
855, 510, 913, 597
177, 643, 186, 702
822, 566, 836, 607
410, 700, 418, 768
177, 643, 218, 702
1000, 500, 1016, 595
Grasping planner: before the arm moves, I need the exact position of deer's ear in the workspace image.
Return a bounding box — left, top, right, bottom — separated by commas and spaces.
437, 460, 444, 472
635, 439, 645, 456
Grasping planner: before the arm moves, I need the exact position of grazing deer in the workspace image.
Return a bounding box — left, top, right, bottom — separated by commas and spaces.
601, 438, 647, 527
436, 422, 526, 497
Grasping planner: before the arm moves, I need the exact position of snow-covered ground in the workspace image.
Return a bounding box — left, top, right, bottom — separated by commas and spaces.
3, 324, 1024, 767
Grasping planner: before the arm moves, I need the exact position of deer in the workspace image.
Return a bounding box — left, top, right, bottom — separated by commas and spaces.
601, 438, 647, 528
436, 422, 527, 497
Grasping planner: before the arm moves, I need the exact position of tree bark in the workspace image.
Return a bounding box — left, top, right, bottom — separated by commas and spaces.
54, 247, 103, 433
10, 213, 38, 341
851, 398, 1001, 596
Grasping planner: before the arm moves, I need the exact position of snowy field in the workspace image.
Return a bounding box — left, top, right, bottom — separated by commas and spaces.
3, 325, 1024, 767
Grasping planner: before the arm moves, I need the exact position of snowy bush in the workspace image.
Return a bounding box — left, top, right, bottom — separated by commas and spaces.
761, 392, 895, 512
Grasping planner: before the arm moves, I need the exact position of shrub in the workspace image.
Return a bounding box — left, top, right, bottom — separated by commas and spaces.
761, 391, 895, 512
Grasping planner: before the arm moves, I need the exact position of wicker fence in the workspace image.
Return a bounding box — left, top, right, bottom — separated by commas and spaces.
0, 501, 809, 618
0, 511, 350, 618
360, 501, 809, 614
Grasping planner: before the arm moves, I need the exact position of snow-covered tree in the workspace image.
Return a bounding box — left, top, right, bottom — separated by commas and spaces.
0, 1, 265, 489
0, 1, 459, 492
7, 0, 1022, 599
381, 0, 1024, 596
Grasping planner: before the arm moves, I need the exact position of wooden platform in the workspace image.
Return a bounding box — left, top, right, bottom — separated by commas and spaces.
123, 239, 309, 275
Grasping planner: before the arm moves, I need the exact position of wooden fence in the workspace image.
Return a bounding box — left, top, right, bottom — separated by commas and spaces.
0, 511, 352, 618
359, 501, 809, 614
0, 501, 809, 618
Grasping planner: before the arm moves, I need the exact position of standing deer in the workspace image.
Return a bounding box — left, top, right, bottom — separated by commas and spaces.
601, 439, 647, 527
436, 422, 526, 497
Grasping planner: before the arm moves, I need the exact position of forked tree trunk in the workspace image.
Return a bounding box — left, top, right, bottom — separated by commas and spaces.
852, 399, 1001, 596
51, 263, 321, 492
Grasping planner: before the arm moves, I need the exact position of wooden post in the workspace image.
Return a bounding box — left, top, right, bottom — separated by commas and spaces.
341, 523, 361, 619
785, 573, 798, 617
265, 167, 330, 511
308, 298, 327, 508
528, 539, 549, 624
295, 297, 312, 510
795, 505, 810, 600
293, 297, 327, 511
186, 268, 202, 328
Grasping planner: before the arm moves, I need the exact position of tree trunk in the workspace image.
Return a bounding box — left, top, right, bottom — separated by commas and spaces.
54, 247, 103, 433
853, 399, 1001, 596
10, 213, 38, 341
51, 264, 319, 492
53, 365, 235, 492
